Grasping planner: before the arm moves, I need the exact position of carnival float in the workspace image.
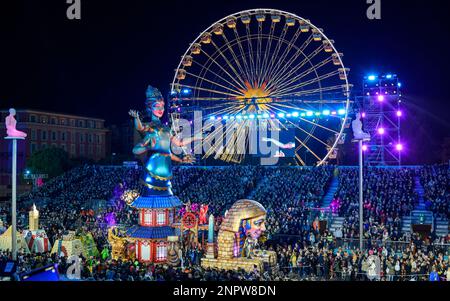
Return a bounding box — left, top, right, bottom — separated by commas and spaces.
108, 85, 200, 264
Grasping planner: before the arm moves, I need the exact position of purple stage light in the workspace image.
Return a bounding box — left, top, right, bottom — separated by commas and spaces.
361, 112, 366, 118
105, 212, 116, 226
362, 145, 368, 151
396, 110, 402, 117
396, 143, 403, 151
378, 128, 385, 135
378, 95, 385, 102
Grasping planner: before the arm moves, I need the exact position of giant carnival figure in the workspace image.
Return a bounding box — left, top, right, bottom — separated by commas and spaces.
109, 85, 201, 264
128, 85, 200, 193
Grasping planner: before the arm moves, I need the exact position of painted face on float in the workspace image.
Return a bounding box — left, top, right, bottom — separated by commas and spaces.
151, 99, 165, 119
242, 215, 267, 240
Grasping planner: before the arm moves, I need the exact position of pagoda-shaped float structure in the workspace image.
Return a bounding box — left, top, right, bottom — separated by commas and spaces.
119, 85, 195, 263
126, 185, 182, 263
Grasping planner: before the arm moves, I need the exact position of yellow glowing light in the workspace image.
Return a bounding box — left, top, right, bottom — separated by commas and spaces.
237, 81, 272, 110
121, 190, 140, 205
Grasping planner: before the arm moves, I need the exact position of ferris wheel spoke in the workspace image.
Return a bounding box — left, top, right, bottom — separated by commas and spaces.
210, 40, 248, 89
267, 35, 313, 86
220, 34, 251, 83
206, 105, 242, 118
295, 153, 306, 166
269, 101, 332, 149
273, 56, 333, 92
181, 84, 242, 97
201, 103, 241, 113
200, 49, 247, 90
265, 35, 314, 91
245, 25, 257, 84
258, 22, 276, 87
272, 84, 347, 98
185, 71, 243, 96
269, 42, 325, 92
192, 60, 246, 93
232, 28, 253, 85
288, 120, 332, 149
270, 70, 340, 97
263, 27, 302, 86
265, 102, 307, 112
263, 25, 289, 87
294, 136, 322, 161
200, 101, 240, 109
204, 119, 246, 159
255, 22, 263, 87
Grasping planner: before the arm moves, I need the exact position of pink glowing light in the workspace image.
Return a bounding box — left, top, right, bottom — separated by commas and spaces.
361, 112, 366, 118
396, 110, 402, 117
362, 145, 368, 151
378, 128, 385, 135
378, 95, 385, 102
396, 143, 403, 151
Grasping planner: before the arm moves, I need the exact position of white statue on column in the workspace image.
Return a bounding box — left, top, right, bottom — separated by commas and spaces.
352, 113, 370, 140
5, 108, 27, 138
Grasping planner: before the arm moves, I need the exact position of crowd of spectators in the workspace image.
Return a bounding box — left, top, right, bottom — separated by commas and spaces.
333, 168, 417, 241
419, 165, 449, 219
0, 164, 448, 281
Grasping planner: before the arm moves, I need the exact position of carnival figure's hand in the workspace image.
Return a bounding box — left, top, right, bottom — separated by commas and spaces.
182, 154, 196, 164
129, 110, 140, 119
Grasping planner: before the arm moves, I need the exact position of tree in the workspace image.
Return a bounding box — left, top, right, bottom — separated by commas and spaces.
27, 147, 71, 178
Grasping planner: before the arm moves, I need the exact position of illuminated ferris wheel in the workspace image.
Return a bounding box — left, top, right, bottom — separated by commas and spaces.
170, 9, 351, 166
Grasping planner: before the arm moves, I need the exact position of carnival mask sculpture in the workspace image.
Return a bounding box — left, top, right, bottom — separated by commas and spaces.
242, 215, 267, 240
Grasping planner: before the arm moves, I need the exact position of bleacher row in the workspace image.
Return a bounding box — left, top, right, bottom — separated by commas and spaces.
17, 164, 449, 239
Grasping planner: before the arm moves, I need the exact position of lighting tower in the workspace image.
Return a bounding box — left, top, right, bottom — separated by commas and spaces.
361, 74, 403, 166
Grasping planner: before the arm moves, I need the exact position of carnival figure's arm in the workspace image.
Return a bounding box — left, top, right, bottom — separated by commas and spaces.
128, 110, 149, 132
132, 143, 147, 155
171, 135, 202, 147
132, 134, 154, 155
171, 154, 195, 164
262, 137, 295, 149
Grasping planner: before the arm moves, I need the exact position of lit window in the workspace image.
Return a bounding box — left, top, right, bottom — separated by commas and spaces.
157, 211, 166, 225
156, 244, 167, 261
144, 211, 152, 225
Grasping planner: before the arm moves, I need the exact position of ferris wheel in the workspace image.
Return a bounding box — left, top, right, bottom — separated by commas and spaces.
170, 9, 351, 166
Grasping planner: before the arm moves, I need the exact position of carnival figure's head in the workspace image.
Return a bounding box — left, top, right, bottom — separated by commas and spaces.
9, 108, 16, 116
242, 215, 267, 240
220, 199, 267, 240
145, 85, 165, 119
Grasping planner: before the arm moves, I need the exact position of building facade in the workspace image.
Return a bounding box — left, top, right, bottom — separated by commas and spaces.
0, 109, 110, 188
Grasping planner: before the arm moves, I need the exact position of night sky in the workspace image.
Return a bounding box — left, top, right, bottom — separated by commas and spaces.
1, 0, 449, 163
